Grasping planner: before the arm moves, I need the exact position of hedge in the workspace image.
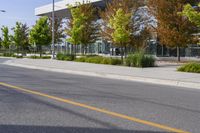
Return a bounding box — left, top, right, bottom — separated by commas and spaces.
177, 63, 200, 73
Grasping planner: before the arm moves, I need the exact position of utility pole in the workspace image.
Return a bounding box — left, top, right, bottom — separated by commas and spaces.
52, 0, 55, 59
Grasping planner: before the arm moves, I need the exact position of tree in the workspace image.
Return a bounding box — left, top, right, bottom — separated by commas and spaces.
133, 28, 152, 51
66, 1, 99, 56
0, 37, 2, 48
109, 8, 132, 61
49, 17, 65, 44
132, 6, 156, 51
181, 3, 200, 27
100, 0, 142, 58
30, 17, 51, 57
12, 22, 21, 52
66, 4, 86, 56
148, 0, 199, 61
12, 22, 29, 55
49, 17, 65, 53
21, 23, 29, 53
1, 26, 11, 49
78, 2, 99, 55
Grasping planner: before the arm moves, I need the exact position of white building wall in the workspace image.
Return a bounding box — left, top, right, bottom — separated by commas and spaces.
35, 0, 104, 17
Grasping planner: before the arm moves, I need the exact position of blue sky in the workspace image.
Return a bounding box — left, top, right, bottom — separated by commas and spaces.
0, 0, 60, 35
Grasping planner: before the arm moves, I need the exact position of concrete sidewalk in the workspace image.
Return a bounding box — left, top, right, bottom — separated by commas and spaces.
3, 58, 200, 89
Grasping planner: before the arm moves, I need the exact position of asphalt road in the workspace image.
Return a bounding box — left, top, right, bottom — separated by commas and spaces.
0, 58, 200, 133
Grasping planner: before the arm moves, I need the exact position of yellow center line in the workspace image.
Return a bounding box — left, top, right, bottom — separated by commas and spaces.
0, 82, 190, 133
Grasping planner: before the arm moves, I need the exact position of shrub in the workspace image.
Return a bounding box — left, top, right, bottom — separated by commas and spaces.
142, 55, 155, 67
2, 53, 24, 58
86, 56, 102, 64
56, 53, 64, 60
75, 57, 86, 62
177, 63, 200, 73
110, 58, 122, 65
75, 56, 101, 64
15, 55, 23, 58
42, 56, 51, 59
56, 53, 75, 61
101, 58, 111, 64
3, 53, 14, 57
28, 56, 51, 59
85, 55, 99, 58
75, 56, 122, 65
126, 52, 155, 68
29, 56, 40, 59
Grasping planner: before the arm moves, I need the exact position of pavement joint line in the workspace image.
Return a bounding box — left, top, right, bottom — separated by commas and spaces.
0, 82, 190, 133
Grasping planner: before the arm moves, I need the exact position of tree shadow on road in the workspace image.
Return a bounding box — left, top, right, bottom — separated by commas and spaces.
0, 125, 169, 133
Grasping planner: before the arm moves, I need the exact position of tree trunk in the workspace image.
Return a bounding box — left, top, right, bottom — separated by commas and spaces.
17, 46, 19, 56
124, 46, 127, 58
177, 46, 180, 62
88, 45, 90, 55
70, 44, 73, 55
22, 46, 26, 57
121, 52, 123, 61
22, 47, 24, 57
80, 44, 82, 55
74, 44, 77, 58
120, 45, 124, 62
64, 42, 67, 54
84, 45, 87, 55
162, 45, 164, 57
9, 45, 11, 55
111, 46, 114, 56
40, 46, 42, 58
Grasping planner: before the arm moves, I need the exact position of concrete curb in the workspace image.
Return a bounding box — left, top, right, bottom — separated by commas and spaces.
3, 61, 200, 90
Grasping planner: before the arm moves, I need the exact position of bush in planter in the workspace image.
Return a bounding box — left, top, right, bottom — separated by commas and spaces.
86, 56, 102, 64
101, 58, 111, 64
75, 56, 122, 65
86, 56, 119, 65
142, 55, 155, 67
177, 62, 200, 73
29, 56, 40, 59
75, 57, 86, 62
75, 56, 106, 64
29, 56, 51, 59
56, 53, 75, 61
3, 53, 14, 57
110, 58, 122, 65
42, 56, 51, 59
15, 55, 23, 58
56, 53, 64, 60
126, 52, 155, 68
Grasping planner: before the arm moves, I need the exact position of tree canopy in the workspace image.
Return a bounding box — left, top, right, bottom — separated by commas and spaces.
66, 1, 99, 54
30, 17, 51, 46
1, 26, 11, 49
109, 8, 132, 46
181, 3, 200, 27
66, 4, 85, 46
100, 0, 141, 44
30, 17, 51, 56
12, 22, 29, 52
0, 37, 2, 48
148, 0, 199, 61
49, 17, 65, 44
78, 2, 99, 48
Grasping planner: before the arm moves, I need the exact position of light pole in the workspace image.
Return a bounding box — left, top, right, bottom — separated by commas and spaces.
52, 0, 55, 59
